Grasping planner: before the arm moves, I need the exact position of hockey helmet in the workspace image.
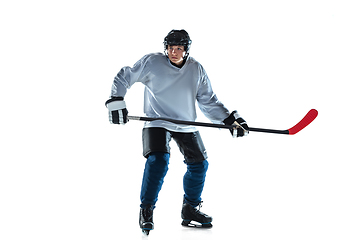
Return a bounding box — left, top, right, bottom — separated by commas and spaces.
164, 29, 192, 53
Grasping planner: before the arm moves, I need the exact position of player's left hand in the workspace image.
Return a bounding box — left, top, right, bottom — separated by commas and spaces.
223, 111, 249, 137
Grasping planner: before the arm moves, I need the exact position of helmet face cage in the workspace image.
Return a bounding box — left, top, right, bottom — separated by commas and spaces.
164, 30, 192, 59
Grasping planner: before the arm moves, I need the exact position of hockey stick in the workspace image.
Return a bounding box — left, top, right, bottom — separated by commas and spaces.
128, 109, 318, 135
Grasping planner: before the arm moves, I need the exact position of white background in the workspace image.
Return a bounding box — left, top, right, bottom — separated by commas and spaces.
1, 0, 359, 239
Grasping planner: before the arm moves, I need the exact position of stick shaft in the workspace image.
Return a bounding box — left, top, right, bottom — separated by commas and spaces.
127, 116, 289, 134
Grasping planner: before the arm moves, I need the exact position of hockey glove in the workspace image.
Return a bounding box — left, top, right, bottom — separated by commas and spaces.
223, 111, 249, 137
105, 97, 128, 124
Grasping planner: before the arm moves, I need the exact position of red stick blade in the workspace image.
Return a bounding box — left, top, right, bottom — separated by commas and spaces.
288, 109, 318, 135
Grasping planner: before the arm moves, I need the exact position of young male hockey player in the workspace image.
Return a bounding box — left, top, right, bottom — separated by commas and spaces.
106, 29, 249, 235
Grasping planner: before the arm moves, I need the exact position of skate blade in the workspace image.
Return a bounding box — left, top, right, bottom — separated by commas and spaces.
142, 229, 150, 235
181, 220, 213, 229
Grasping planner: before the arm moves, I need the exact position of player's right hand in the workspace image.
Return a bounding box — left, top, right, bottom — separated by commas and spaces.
223, 111, 249, 137
105, 97, 128, 124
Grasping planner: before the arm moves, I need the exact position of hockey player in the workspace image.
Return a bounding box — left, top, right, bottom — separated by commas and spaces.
106, 29, 249, 235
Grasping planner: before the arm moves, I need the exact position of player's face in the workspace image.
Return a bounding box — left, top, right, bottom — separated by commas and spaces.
167, 45, 186, 66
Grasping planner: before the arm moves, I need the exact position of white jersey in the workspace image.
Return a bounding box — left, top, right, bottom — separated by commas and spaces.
110, 53, 230, 132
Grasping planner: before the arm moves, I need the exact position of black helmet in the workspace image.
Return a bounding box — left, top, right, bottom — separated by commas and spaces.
164, 30, 192, 57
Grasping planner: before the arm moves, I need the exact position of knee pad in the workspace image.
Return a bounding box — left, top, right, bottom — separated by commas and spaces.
186, 160, 209, 174
147, 152, 170, 166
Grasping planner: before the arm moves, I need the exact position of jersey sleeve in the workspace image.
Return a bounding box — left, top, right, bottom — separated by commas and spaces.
196, 66, 230, 124
110, 54, 150, 98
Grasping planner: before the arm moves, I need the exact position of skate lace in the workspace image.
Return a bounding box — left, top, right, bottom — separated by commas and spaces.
194, 201, 204, 215
142, 207, 153, 220
198, 201, 203, 211
194, 201, 210, 218
145, 208, 152, 217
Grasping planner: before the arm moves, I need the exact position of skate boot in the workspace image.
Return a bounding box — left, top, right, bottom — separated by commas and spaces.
139, 205, 154, 235
181, 201, 213, 228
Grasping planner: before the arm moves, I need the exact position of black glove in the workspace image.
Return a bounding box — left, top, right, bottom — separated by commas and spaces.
105, 97, 128, 124
223, 111, 249, 137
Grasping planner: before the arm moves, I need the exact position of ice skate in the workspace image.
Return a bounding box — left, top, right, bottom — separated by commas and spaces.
181, 201, 213, 228
139, 206, 154, 235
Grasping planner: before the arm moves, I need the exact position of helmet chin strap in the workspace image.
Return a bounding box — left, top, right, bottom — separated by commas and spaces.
184, 52, 189, 60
